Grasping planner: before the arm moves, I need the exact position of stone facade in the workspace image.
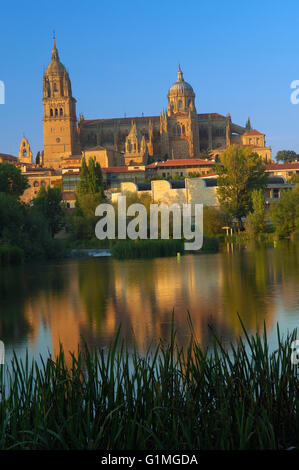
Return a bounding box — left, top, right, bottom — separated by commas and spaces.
42, 38, 81, 169
79, 67, 271, 163
119, 178, 218, 208
18, 137, 33, 164
124, 121, 148, 164
20, 168, 62, 203
40, 40, 271, 169
83, 146, 124, 168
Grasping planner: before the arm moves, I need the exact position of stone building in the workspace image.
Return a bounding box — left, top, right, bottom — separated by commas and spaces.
78, 66, 271, 163
0, 153, 17, 164
18, 137, 33, 164
40, 39, 271, 169
42, 37, 81, 169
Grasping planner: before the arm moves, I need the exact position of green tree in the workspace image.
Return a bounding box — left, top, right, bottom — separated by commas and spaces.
275, 150, 298, 163
95, 162, 105, 198
32, 185, 65, 237
72, 158, 106, 239
0, 192, 25, 245
245, 189, 267, 237
76, 157, 89, 195
0, 163, 29, 198
216, 145, 268, 229
203, 207, 230, 237
35, 151, 41, 165
287, 173, 299, 184
270, 187, 299, 237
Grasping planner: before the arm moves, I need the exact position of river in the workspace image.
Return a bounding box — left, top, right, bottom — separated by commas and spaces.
1, 241, 299, 365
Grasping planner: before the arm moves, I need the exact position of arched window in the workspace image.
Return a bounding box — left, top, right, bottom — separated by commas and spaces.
33, 181, 39, 187
178, 100, 183, 109
50, 109, 53, 117
55, 108, 58, 117
54, 83, 57, 92
182, 125, 185, 135
177, 125, 181, 136
60, 108, 63, 116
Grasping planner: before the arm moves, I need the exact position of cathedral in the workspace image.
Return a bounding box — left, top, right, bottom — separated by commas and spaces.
42, 38, 271, 170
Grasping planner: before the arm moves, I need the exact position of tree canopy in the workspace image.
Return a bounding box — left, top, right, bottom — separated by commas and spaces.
32, 185, 65, 237
216, 145, 268, 228
72, 157, 106, 239
0, 163, 29, 198
275, 150, 298, 163
270, 186, 299, 237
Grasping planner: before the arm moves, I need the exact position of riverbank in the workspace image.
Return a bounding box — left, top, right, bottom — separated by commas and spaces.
0, 321, 298, 450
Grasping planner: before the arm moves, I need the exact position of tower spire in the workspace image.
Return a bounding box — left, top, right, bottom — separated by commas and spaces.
51, 31, 59, 61
177, 64, 183, 82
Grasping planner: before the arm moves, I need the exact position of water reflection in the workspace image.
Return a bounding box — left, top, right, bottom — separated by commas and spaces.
0, 242, 299, 362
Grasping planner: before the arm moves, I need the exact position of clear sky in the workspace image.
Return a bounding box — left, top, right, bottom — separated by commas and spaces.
1, 0, 299, 159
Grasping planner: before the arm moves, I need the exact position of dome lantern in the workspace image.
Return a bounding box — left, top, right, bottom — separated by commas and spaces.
167, 66, 196, 115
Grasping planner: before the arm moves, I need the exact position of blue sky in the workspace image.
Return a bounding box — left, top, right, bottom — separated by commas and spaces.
1, 0, 299, 158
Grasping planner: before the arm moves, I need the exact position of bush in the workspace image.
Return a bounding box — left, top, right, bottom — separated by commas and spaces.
201, 236, 219, 253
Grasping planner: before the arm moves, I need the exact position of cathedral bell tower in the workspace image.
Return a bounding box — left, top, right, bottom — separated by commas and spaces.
42, 36, 80, 169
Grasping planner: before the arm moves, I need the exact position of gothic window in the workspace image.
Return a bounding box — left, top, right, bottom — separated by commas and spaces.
55, 108, 58, 117
178, 100, 182, 109
50, 109, 53, 117
177, 125, 181, 136
60, 108, 63, 116
54, 83, 57, 92
182, 125, 185, 135
23, 149, 27, 156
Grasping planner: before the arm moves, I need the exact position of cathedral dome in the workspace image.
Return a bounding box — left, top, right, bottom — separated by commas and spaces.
46, 60, 66, 75
168, 66, 195, 96
46, 38, 66, 75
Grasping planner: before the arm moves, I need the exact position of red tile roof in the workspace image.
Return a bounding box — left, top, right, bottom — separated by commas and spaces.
0, 153, 17, 161
266, 162, 299, 170
147, 158, 214, 168
102, 166, 145, 174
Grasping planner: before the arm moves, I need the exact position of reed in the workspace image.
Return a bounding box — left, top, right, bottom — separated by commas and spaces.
112, 239, 184, 259
0, 318, 298, 450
